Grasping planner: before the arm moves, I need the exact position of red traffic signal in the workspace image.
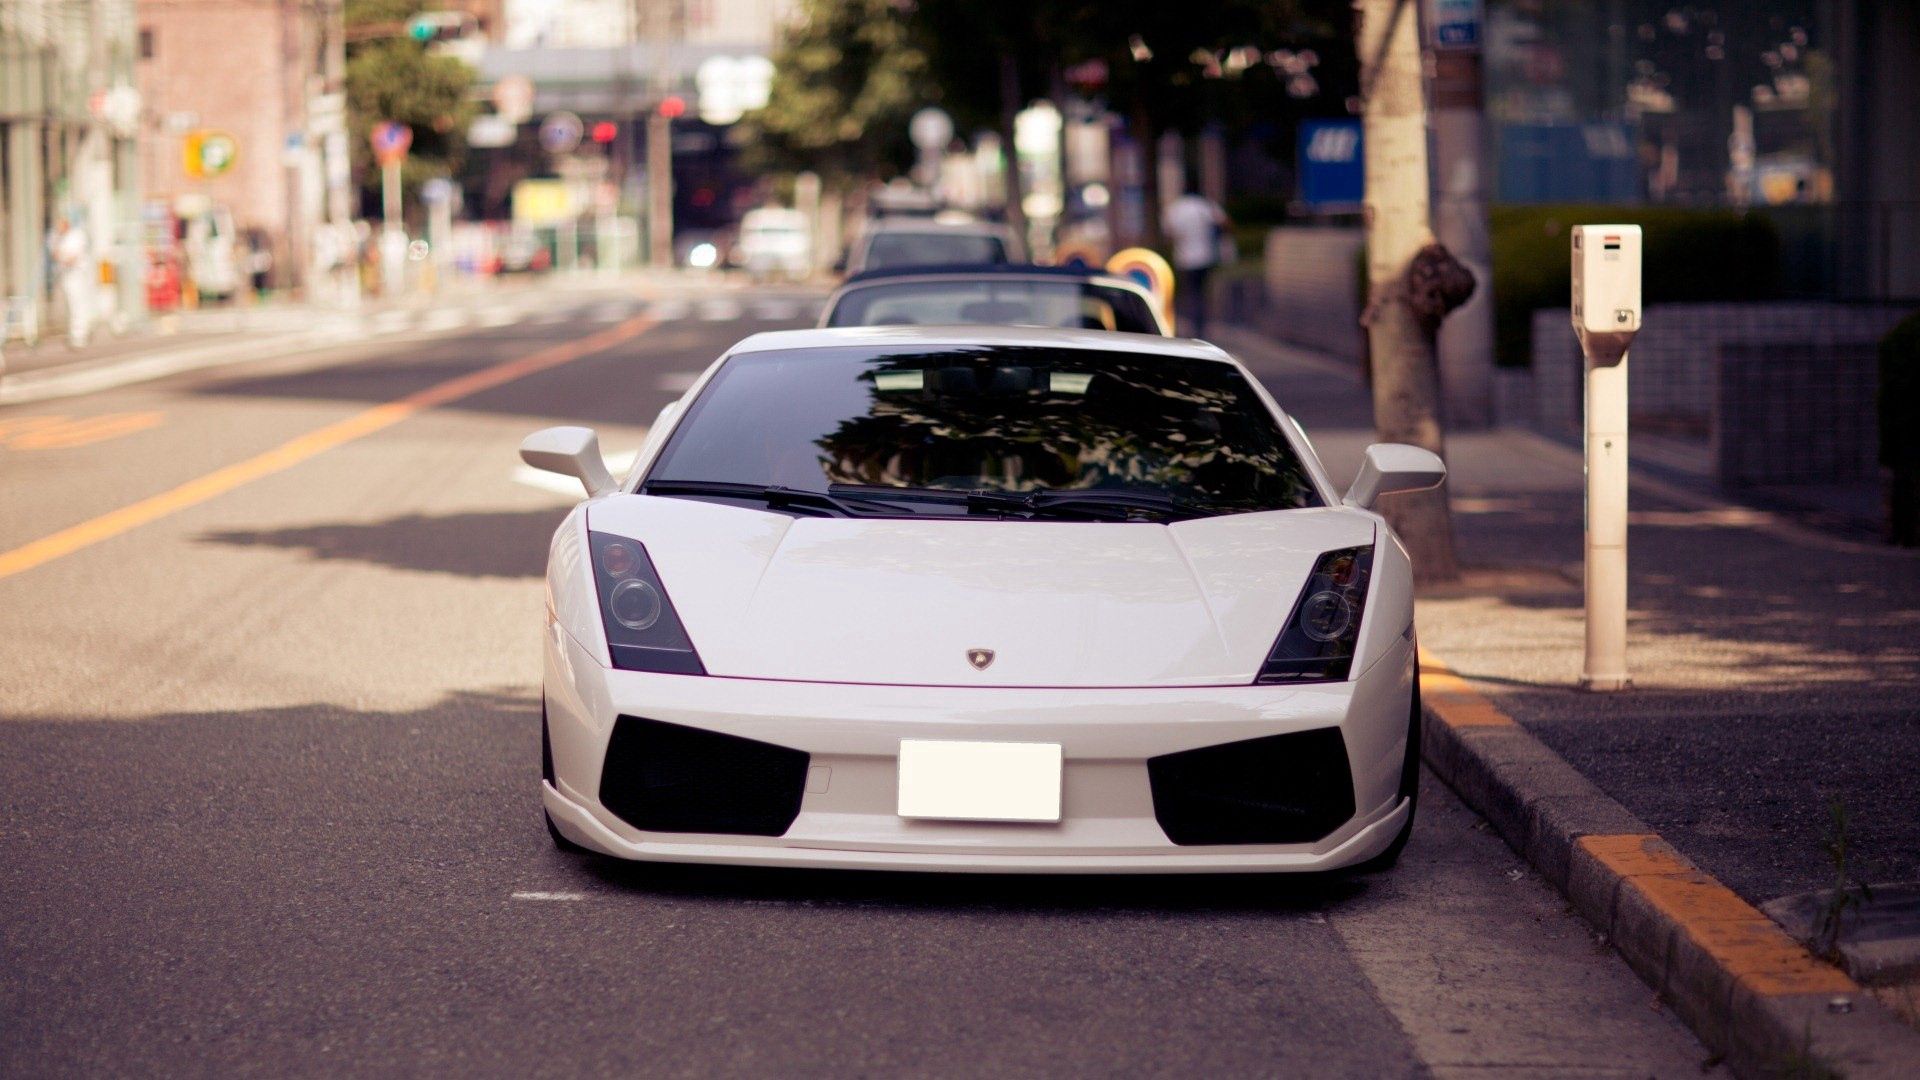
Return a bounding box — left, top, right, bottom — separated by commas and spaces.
590, 121, 617, 143
658, 95, 686, 119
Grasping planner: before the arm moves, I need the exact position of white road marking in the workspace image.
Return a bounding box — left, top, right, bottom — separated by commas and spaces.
696, 299, 742, 321
647, 298, 691, 321
476, 308, 520, 328
656, 371, 699, 392
587, 301, 631, 322
511, 891, 586, 901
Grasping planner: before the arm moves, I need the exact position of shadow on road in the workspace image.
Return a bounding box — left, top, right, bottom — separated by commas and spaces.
199, 508, 566, 579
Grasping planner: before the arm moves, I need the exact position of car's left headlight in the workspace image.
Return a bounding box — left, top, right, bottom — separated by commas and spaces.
589, 531, 706, 674
1256, 545, 1374, 684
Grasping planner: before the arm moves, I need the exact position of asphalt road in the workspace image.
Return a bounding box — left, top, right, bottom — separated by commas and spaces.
1, 277, 1719, 1077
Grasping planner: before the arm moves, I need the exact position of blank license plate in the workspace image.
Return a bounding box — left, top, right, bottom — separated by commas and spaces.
896, 740, 1062, 822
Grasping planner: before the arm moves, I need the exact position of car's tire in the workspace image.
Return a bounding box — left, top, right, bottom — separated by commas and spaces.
541, 700, 590, 854
1348, 663, 1422, 874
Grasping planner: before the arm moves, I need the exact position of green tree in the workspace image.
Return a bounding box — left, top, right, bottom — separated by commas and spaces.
735, 0, 931, 186
345, 0, 477, 215
908, 1, 1334, 243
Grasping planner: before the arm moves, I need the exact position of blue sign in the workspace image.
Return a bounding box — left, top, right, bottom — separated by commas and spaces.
1431, 0, 1481, 49
1298, 119, 1364, 209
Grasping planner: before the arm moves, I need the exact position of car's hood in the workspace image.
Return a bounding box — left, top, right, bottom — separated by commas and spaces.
588, 496, 1375, 687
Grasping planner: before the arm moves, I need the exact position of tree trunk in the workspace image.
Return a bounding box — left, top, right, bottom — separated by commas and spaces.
1133, 98, 1164, 250
998, 54, 1029, 247
1356, 0, 1460, 583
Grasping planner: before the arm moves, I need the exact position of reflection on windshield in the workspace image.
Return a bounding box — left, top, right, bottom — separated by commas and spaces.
646, 346, 1319, 517
828, 280, 1161, 333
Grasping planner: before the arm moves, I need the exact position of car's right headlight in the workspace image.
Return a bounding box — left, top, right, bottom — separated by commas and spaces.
589, 531, 705, 674
1255, 545, 1375, 684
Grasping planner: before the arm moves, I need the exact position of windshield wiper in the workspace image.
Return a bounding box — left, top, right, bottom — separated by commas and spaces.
643, 479, 910, 517
1024, 489, 1223, 521
826, 484, 1224, 521
825, 483, 1023, 517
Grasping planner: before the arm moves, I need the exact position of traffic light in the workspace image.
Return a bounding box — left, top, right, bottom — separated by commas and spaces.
590, 121, 617, 144
658, 96, 686, 120
406, 12, 476, 47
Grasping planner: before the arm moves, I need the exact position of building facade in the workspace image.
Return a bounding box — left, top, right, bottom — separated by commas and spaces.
135, 0, 347, 296
1, 0, 144, 340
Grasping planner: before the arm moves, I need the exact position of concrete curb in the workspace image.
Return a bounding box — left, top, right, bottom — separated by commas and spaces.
1417, 649, 1920, 1078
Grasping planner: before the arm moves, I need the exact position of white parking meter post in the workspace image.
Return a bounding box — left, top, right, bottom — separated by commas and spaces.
1571, 225, 1642, 691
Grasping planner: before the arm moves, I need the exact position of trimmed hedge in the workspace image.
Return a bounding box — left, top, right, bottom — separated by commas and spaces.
1487, 205, 1782, 367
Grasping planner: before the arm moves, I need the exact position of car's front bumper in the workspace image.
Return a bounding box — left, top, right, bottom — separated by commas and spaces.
543, 626, 1416, 874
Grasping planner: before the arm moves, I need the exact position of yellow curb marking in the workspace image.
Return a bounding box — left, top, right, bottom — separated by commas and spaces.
1, 411, 164, 450
0, 315, 656, 583
1580, 834, 1857, 996
1419, 649, 1857, 999
1416, 647, 1515, 727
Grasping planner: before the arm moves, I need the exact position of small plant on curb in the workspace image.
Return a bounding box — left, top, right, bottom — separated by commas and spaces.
1814, 797, 1874, 963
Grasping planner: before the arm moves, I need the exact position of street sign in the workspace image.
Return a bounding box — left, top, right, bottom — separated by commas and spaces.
1105, 248, 1174, 327
539, 112, 584, 155
1297, 119, 1363, 209
182, 129, 238, 179
468, 115, 517, 149
512, 179, 575, 226
370, 121, 412, 166
1429, 0, 1482, 49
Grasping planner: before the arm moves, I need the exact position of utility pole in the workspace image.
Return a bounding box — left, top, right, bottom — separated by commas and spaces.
1356, 0, 1462, 583
1427, 0, 1496, 429
646, 0, 675, 268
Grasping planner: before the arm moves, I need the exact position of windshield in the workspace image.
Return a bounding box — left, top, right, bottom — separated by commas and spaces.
862, 232, 1008, 269
827, 280, 1162, 334
645, 346, 1321, 519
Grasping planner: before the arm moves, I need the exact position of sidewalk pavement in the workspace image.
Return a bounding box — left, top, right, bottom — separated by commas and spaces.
1219, 326, 1920, 1070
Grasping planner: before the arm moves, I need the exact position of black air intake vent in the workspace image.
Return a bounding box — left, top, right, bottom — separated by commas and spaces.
1147, 727, 1355, 846
599, 716, 809, 837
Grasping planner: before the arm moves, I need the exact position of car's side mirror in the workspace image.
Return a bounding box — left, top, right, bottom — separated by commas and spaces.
1343, 443, 1447, 510
520, 426, 616, 498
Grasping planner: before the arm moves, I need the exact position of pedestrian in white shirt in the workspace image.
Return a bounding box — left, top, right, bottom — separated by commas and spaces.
48, 217, 95, 348
1160, 191, 1230, 338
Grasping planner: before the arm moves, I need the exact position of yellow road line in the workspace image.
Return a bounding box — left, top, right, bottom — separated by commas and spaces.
0, 315, 655, 582
1579, 834, 1857, 996
3, 411, 165, 450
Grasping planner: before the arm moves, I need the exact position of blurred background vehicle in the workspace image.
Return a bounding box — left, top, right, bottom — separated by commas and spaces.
821, 264, 1168, 334
497, 232, 553, 275
844, 219, 1025, 274
734, 208, 812, 281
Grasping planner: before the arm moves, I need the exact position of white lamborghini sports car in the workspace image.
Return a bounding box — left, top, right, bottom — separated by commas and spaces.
523, 326, 1445, 874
